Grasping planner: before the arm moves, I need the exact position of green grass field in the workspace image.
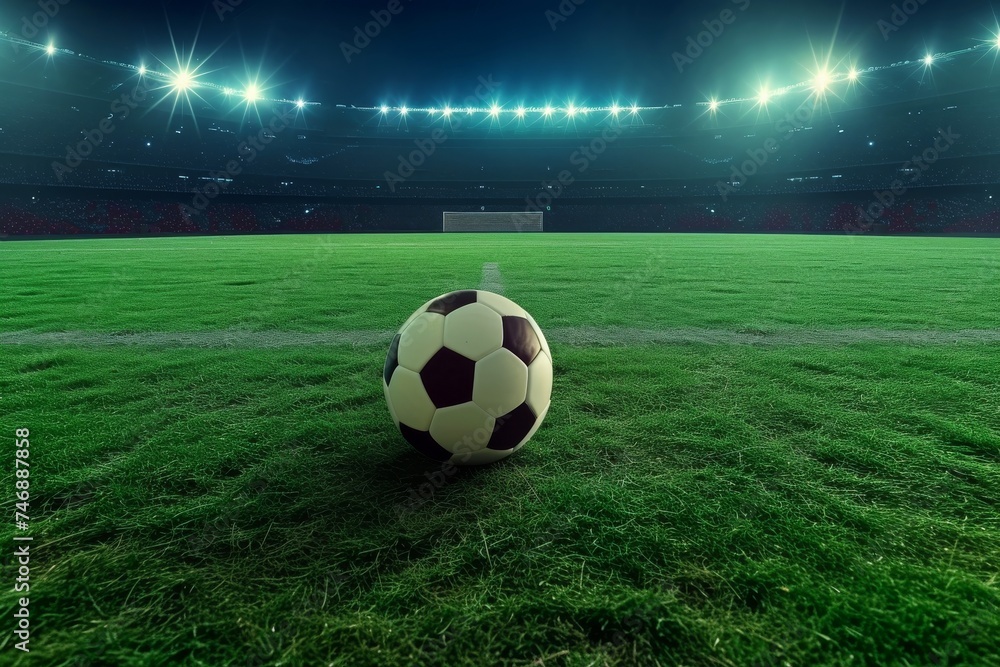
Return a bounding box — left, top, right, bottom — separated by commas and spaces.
1, 233, 998, 666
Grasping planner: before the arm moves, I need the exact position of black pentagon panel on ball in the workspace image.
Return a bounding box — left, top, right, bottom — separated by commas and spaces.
420, 347, 477, 408
488, 403, 538, 451
383, 333, 402, 386
426, 290, 478, 316
502, 316, 542, 366
400, 424, 452, 462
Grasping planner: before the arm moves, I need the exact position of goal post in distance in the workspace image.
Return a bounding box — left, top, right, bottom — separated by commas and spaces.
442, 211, 543, 232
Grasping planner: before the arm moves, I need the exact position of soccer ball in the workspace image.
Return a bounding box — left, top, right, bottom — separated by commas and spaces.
383, 290, 552, 465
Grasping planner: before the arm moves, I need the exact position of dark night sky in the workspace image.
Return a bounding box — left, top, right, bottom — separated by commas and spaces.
4, 0, 999, 106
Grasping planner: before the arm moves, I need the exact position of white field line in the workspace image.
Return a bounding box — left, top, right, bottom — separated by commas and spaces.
479, 263, 505, 295
1, 328, 999, 348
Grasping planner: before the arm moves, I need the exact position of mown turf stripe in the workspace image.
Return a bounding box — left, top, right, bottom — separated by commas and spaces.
2, 328, 999, 348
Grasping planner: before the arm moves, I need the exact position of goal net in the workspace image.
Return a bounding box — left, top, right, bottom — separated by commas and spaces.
442, 211, 543, 232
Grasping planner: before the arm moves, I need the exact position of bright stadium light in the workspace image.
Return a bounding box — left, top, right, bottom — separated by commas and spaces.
610, 103, 621, 116
172, 69, 194, 92
490, 104, 500, 117
138, 65, 147, 76
46, 43, 56, 55
630, 104, 639, 114
443, 106, 453, 117
516, 106, 526, 117
567, 104, 577, 117
543, 105, 554, 116
923, 54, 934, 66
994, 34, 1000, 49
812, 69, 830, 93
757, 87, 771, 105
244, 83, 261, 103
848, 68, 860, 81
296, 99, 306, 109
400, 106, 408, 116
708, 99, 719, 112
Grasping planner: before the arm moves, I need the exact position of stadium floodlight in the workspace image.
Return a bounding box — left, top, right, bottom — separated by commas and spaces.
46, 43, 56, 55
400, 106, 408, 116
708, 99, 719, 112
244, 83, 261, 103
138, 65, 147, 76
490, 104, 501, 117
757, 87, 771, 105
380, 105, 389, 114
516, 106, 526, 118
296, 99, 306, 109
543, 105, 554, 116
610, 103, 621, 116
443, 106, 453, 117
994, 34, 1000, 49
923, 54, 934, 66
567, 104, 577, 117
630, 104, 639, 114
172, 69, 194, 92
847, 68, 860, 81
812, 69, 830, 93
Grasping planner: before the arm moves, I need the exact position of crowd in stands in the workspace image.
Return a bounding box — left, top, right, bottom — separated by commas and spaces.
2, 191, 997, 237
544, 195, 1000, 234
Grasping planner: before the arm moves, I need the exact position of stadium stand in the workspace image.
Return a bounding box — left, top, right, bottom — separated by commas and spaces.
2, 191, 997, 237
0, 37, 998, 236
